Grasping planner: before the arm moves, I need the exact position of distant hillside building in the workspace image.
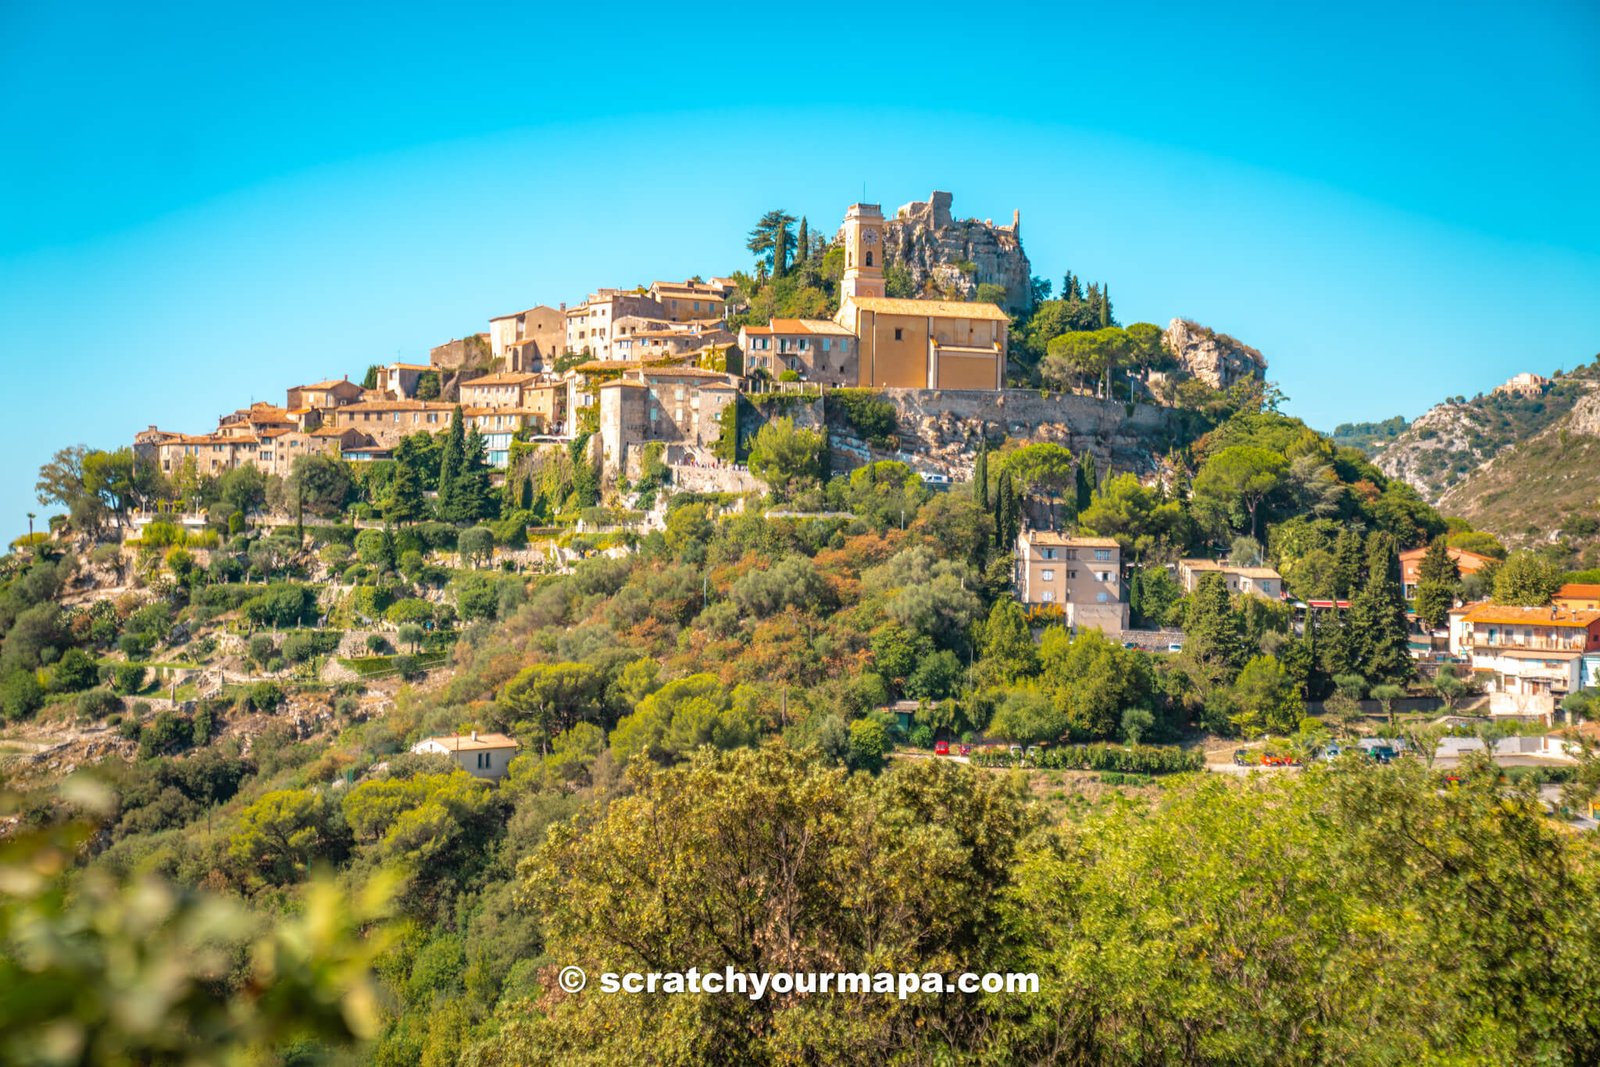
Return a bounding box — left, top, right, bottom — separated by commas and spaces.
1177, 559, 1284, 600
1013, 531, 1128, 632
597, 366, 740, 478
411, 731, 520, 780
1494, 372, 1550, 398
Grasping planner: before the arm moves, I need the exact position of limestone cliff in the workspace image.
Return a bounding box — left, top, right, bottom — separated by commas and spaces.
877, 191, 1034, 314
1161, 319, 1266, 390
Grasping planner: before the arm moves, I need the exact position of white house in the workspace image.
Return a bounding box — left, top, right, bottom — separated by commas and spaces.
411, 731, 521, 780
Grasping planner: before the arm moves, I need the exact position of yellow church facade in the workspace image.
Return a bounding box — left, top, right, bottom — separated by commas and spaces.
833, 202, 1010, 390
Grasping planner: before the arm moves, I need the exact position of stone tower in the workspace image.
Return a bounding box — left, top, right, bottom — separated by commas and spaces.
839, 202, 886, 303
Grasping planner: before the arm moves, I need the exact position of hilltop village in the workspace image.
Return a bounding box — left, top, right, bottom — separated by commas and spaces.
10, 190, 1600, 1066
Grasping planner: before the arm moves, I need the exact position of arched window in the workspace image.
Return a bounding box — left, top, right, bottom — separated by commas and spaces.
865, 251, 873, 267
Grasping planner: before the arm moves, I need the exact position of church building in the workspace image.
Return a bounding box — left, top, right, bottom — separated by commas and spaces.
833, 202, 1009, 390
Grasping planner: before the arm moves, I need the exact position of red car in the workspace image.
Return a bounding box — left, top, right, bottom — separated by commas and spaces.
933, 740, 951, 756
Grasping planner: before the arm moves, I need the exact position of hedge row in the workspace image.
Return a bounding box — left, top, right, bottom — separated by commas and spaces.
970, 743, 1203, 775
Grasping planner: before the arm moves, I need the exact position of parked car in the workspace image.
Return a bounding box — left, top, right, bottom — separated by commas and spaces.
1368, 745, 1398, 764
1320, 743, 1344, 761
1167, 642, 1184, 653
1233, 748, 1253, 766
958, 743, 972, 756
1009, 744, 1023, 758
933, 740, 951, 756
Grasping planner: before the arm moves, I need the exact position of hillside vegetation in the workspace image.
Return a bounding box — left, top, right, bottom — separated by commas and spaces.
1375, 358, 1600, 501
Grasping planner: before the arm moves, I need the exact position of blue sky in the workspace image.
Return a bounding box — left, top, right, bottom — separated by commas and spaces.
2, 0, 1597, 540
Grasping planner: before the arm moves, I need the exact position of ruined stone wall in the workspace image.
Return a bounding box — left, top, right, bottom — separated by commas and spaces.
876, 191, 1034, 314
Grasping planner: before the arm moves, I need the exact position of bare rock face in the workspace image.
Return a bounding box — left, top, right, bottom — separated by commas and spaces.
1161, 319, 1267, 390
1570, 389, 1600, 437
878, 191, 1034, 314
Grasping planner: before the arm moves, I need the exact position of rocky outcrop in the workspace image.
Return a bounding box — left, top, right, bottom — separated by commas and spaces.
878, 191, 1034, 313
1162, 319, 1266, 390
1569, 389, 1600, 437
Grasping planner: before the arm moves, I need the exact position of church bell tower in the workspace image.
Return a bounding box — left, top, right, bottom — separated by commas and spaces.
840, 202, 886, 303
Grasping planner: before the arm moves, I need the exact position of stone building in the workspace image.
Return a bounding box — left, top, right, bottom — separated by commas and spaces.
430, 333, 491, 370
1013, 530, 1128, 632
647, 279, 729, 322
832, 202, 1009, 390
458, 372, 540, 410
565, 289, 667, 361
488, 305, 566, 369
371, 363, 434, 400
285, 378, 364, 411
328, 399, 459, 447
738, 319, 857, 385
597, 366, 739, 479
1176, 559, 1284, 600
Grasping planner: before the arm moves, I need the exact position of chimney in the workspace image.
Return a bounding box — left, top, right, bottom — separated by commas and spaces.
471, 729, 478, 741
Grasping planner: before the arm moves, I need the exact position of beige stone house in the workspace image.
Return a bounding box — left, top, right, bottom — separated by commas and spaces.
411, 731, 520, 780
371, 362, 434, 400
648, 279, 728, 322
738, 319, 857, 385
459, 372, 540, 409
565, 289, 667, 361
1013, 530, 1128, 631
1177, 559, 1284, 600
598, 366, 739, 479
489, 305, 566, 370
286, 378, 364, 411
329, 399, 458, 447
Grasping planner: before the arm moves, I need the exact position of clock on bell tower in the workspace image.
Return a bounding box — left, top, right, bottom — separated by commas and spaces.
839, 202, 886, 302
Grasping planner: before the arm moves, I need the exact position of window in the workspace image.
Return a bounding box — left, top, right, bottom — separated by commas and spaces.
1041, 590, 1055, 603
1069, 570, 1078, 579
476, 752, 490, 770
1040, 548, 1056, 560
893, 328, 903, 341
1094, 549, 1112, 561
1041, 569, 1055, 581
865, 251, 873, 266
1096, 592, 1109, 603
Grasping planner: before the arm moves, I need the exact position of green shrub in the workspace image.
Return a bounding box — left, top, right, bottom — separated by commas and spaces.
0, 670, 43, 721
248, 634, 276, 666
113, 664, 146, 695
365, 634, 392, 654
76, 688, 123, 719
242, 681, 285, 712
138, 711, 192, 758
384, 599, 435, 626
969, 743, 1202, 775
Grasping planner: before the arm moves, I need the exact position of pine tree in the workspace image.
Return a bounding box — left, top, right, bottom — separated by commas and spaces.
437, 406, 466, 521
1347, 532, 1413, 684
1075, 451, 1097, 514
1413, 538, 1460, 629
973, 446, 990, 510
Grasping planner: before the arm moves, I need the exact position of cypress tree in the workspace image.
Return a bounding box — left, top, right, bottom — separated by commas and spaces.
1100, 284, 1112, 328
437, 406, 466, 521
1185, 572, 1246, 675
796, 217, 809, 264
385, 459, 426, 524
1075, 451, 1097, 514
451, 426, 494, 523
1347, 532, 1413, 684
1331, 528, 1365, 599
994, 470, 1020, 551
1414, 538, 1460, 629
